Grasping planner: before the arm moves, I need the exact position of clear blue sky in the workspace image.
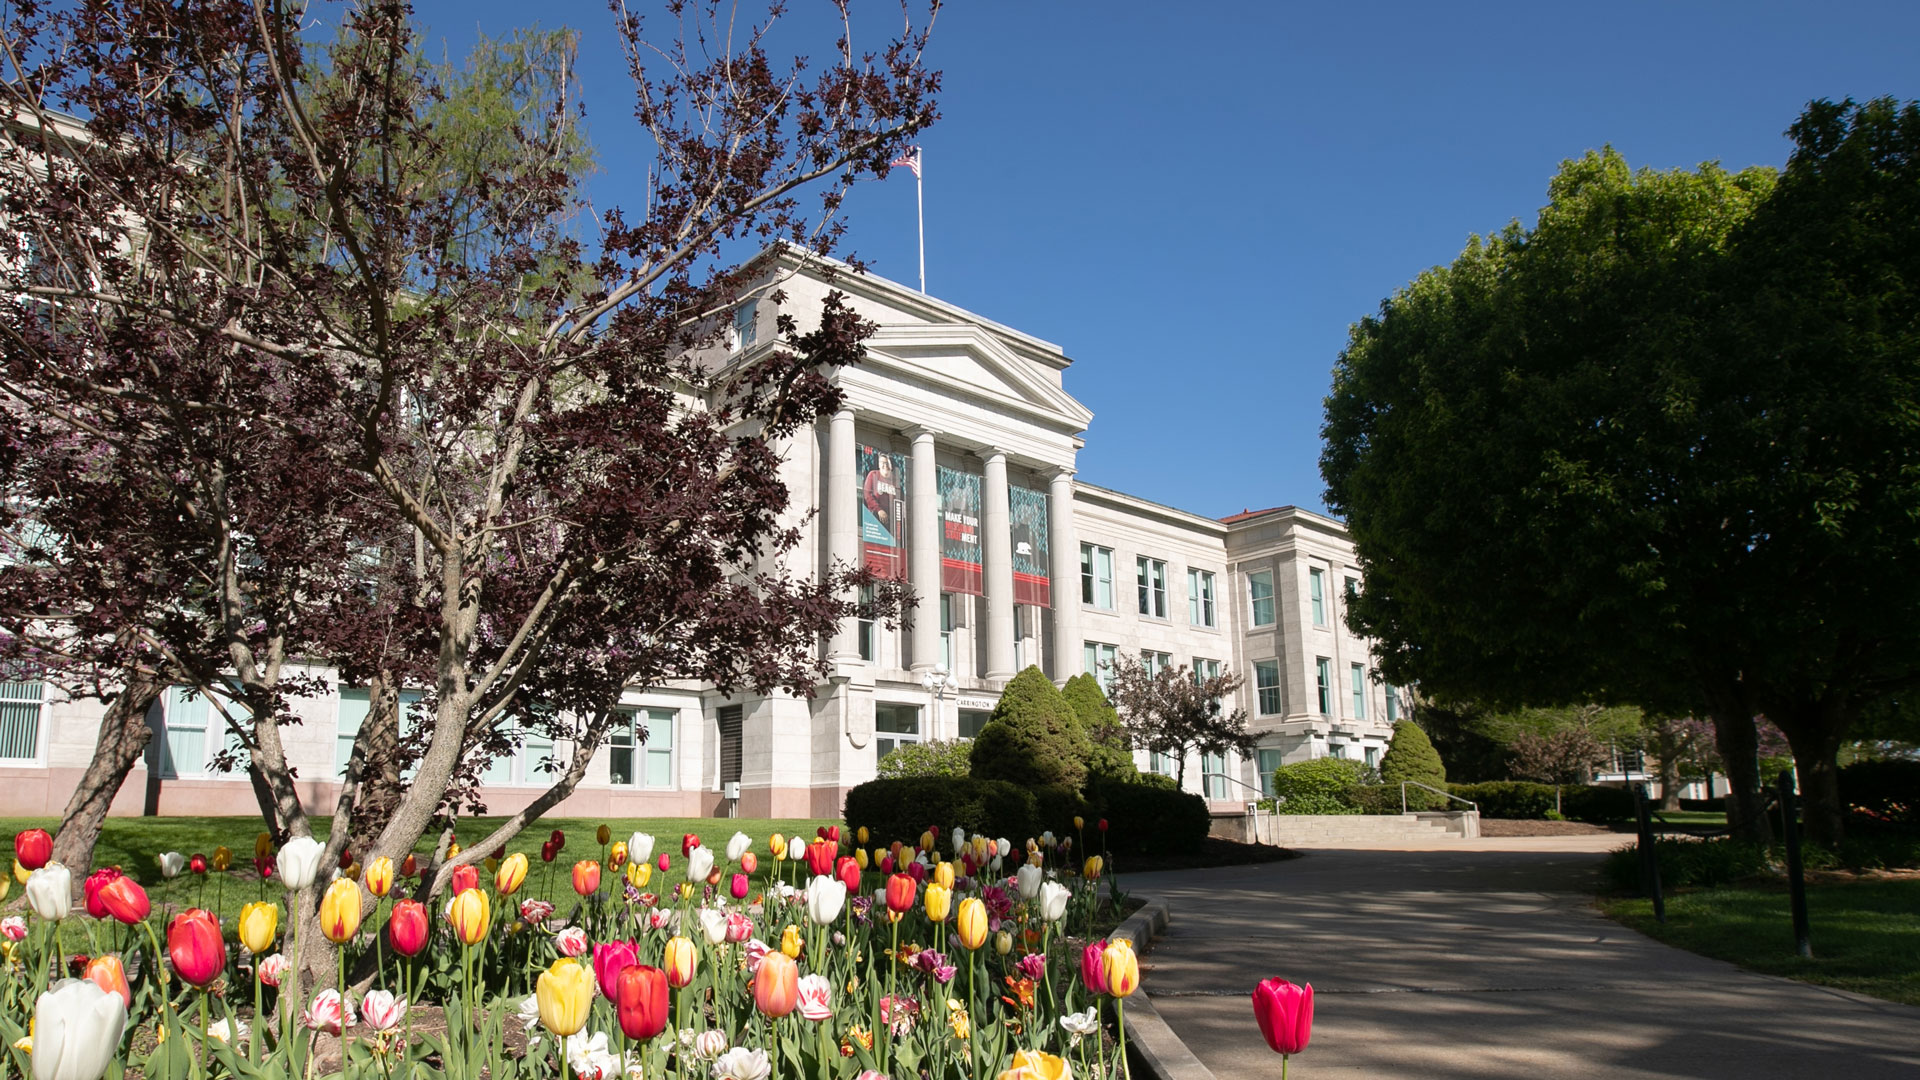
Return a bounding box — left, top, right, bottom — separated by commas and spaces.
403, 1, 1920, 519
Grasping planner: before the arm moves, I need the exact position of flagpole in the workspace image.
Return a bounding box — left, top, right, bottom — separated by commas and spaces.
915, 149, 926, 293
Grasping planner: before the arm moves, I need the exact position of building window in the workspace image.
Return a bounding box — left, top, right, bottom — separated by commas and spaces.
1202, 750, 1228, 800
1192, 657, 1221, 683
857, 583, 876, 662
482, 707, 558, 786
1187, 568, 1217, 627
1365, 746, 1380, 769
1254, 661, 1282, 716
717, 705, 744, 791
1257, 747, 1285, 796
1248, 570, 1275, 627
1345, 575, 1359, 602
732, 301, 758, 350
157, 687, 248, 779
1309, 567, 1327, 626
1150, 751, 1172, 776
875, 704, 922, 761
1316, 658, 1332, 715
1330, 743, 1347, 760
1137, 557, 1169, 619
1080, 544, 1115, 610
958, 709, 992, 739
1386, 684, 1400, 724
1142, 650, 1172, 677
610, 707, 677, 788
0, 679, 43, 762
336, 686, 424, 776
940, 594, 954, 671
1083, 641, 1118, 691
1351, 664, 1367, 720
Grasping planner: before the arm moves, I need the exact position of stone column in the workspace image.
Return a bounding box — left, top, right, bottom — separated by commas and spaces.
1047, 466, 1080, 682
980, 448, 1016, 681
826, 408, 859, 661
906, 426, 941, 674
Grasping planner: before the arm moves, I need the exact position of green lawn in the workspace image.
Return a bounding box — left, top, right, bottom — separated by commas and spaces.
1604, 877, 1920, 1005
3, 814, 837, 929
1647, 810, 1728, 826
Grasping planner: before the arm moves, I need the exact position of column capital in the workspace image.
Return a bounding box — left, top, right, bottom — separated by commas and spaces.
1043, 464, 1077, 482
831, 406, 856, 423
974, 446, 1009, 465
902, 424, 938, 442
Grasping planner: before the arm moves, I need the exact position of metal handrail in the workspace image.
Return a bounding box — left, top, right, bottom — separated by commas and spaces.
1401, 779, 1478, 815
1200, 770, 1268, 843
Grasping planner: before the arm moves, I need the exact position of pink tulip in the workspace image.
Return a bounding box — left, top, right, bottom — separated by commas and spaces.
1252, 978, 1314, 1057
1080, 940, 1110, 994
520, 899, 556, 925
303, 988, 355, 1034
256, 953, 291, 986
1, 916, 25, 942
725, 912, 753, 943
731, 873, 750, 900
360, 989, 407, 1032
555, 926, 590, 957
796, 972, 833, 1021
593, 940, 640, 999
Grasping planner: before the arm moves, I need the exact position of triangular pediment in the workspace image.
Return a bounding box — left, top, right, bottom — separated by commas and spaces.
862, 323, 1093, 433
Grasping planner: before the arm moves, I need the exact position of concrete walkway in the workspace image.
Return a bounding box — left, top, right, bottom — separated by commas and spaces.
1126, 835, 1920, 1079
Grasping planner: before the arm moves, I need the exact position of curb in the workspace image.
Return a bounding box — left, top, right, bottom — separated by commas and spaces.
1109, 896, 1218, 1080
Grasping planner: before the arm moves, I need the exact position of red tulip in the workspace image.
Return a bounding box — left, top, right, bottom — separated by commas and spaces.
254, 856, 275, 880
836, 855, 861, 894
449, 864, 480, 896
572, 860, 602, 896
928, 826, 941, 839
826, 825, 841, 844
905, 860, 926, 883
1081, 940, 1110, 994
168, 908, 225, 986
540, 841, 557, 863
1253, 978, 1314, 1057
593, 939, 640, 999
1098, 818, 1109, 832
616, 964, 669, 1040
401, 853, 419, 878
99, 876, 151, 925
885, 873, 916, 914
83, 867, 124, 919
189, 853, 209, 875
657, 853, 669, 872
805, 839, 835, 877
338, 847, 354, 870
14, 828, 52, 871
387, 900, 430, 957
879, 855, 895, 875
681, 833, 699, 858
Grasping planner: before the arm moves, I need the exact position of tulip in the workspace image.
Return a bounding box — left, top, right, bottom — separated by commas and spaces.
27, 863, 72, 921
14, 828, 52, 872
1015, 863, 1043, 900
156, 852, 185, 880
924, 883, 952, 923
807, 876, 847, 926
753, 951, 799, 1017
448, 888, 491, 946
1253, 977, 1314, 1059
686, 845, 714, 884
303, 988, 353, 1035
212, 846, 233, 872
32, 977, 127, 1080
933, 861, 955, 890
82, 868, 122, 920
726, 912, 754, 943
1040, 881, 1072, 923
627, 862, 652, 889
2, 915, 26, 941
680, 833, 698, 858
1103, 938, 1140, 997
726, 831, 752, 862
343, 862, 363, 883
361, 989, 407, 1032
657, 853, 670, 872
399, 853, 418, 878
995, 930, 1013, 956
610, 841, 629, 869
616, 963, 669, 1040
884, 872, 916, 915
956, 897, 988, 951
540, 841, 557, 864
593, 940, 639, 1000
834, 855, 859, 892
364, 856, 396, 898
596, 824, 613, 846
388, 900, 429, 956
520, 898, 556, 925
906, 861, 927, 883
919, 830, 935, 852
535, 959, 594, 1037
853, 847, 870, 871
256, 953, 291, 986
237, 902, 279, 955
627, 831, 656, 864
168, 909, 225, 986
338, 847, 355, 871
84, 954, 131, 1009
492, 852, 528, 897
275, 837, 325, 890
1083, 855, 1104, 880
769, 833, 785, 859
254, 831, 274, 859
550, 829, 566, 850
803, 839, 834, 878
189, 853, 208, 876
787, 836, 805, 862
449, 864, 480, 897
731, 873, 750, 900
1080, 940, 1110, 994
998, 1050, 1072, 1080
660, 934, 699, 987
316, 878, 362, 944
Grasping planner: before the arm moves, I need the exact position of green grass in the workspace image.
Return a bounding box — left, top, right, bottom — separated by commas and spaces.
1604, 877, 1920, 1005
2, 814, 836, 929
1646, 810, 1728, 825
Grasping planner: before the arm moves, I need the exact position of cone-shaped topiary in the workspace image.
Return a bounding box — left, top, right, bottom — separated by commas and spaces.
1380, 719, 1449, 810
1063, 672, 1138, 780
970, 665, 1090, 791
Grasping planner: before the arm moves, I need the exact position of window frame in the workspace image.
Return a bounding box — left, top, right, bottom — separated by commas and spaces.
1253, 660, 1282, 716
0, 679, 44, 763
857, 583, 877, 662
1080, 544, 1115, 610
1350, 663, 1367, 721
1136, 556, 1169, 619
1315, 658, 1333, 716
1083, 640, 1119, 692
1309, 567, 1327, 626
1187, 568, 1217, 627
1248, 569, 1276, 627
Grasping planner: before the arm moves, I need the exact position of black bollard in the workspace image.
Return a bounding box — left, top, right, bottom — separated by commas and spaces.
1634, 783, 1665, 924
1777, 769, 1813, 959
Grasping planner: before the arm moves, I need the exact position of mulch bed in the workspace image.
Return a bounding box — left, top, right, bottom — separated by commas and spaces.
1118, 836, 1298, 873
1477, 819, 1616, 837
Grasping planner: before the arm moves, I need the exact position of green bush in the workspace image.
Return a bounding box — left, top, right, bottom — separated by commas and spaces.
1063, 673, 1138, 780
1379, 720, 1448, 809
970, 666, 1090, 791
1602, 837, 1773, 891
1083, 775, 1213, 856
1448, 781, 1559, 819
876, 739, 973, 779
1031, 784, 1094, 842
843, 777, 1037, 849
1561, 784, 1635, 823
1270, 757, 1371, 814
1840, 759, 1920, 829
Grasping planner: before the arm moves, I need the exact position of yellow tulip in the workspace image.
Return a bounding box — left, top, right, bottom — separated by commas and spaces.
780, 924, 803, 959
663, 935, 698, 987
769, 833, 786, 860
933, 862, 955, 890
676, 882, 695, 902
856, 826, 870, 845
254, 831, 273, 859
237, 901, 279, 955
495, 852, 529, 896
626, 861, 651, 889
1028, 850, 1044, 868
365, 856, 396, 898
319, 878, 363, 944
609, 841, 628, 868
994, 931, 1013, 956
12, 860, 29, 885
997, 1050, 1073, 1080
0, 874, 9, 901
956, 897, 988, 951
854, 848, 869, 870
873, 847, 888, 868
596, 825, 613, 846
1074, 815, 1085, 831
924, 883, 952, 923
1102, 939, 1140, 997
919, 830, 934, 852
212, 846, 233, 872
1083, 855, 1104, 880
449, 886, 491, 946
535, 959, 594, 1037
446, 841, 462, 859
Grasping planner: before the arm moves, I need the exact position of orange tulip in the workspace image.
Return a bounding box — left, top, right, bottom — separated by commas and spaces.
572, 860, 601, 896
885, 872, 916, 914
86, 954, 131, 1007
753, 951, 799, 1017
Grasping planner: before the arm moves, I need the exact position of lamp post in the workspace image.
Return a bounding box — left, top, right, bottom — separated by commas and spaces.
922, 665, 957, 740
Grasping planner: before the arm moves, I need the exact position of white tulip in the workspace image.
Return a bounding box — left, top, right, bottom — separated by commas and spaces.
26, 863, 72, 921
711, 1047, 771, 1080
996, 838, 1012, 857
628, 832, 656, 865
950, 827, 967, 854
32, 977, 127, 1080
276, 837, 326, 891
1015, 863, 1043, 900
786, 836, 805, 861
806, 876, 847, 926
687, 845, 715, 884
698, 907, 727, 946
725, 832, 752, 863
156, 852, 186, 880
1039, 881, 1072, 922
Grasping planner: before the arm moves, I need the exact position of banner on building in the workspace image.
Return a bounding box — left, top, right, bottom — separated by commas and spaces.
938, 466, 983, 595
1008, 483, 1050, 608
858, 444, 909, 580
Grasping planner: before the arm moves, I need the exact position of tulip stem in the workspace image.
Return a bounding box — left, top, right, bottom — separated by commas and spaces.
338, 946, 349, 1080
1116, 997, 1131, 1080
253, 968, 265, 1065
198, 990, 211, 1080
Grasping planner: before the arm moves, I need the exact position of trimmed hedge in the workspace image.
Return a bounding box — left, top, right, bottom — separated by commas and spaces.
1083, 775, 1212, 856
843, 777, 1037, 849
1270, 758, 1370, 814
1449, 781, 1637, 822
1561, 784, 1635, 824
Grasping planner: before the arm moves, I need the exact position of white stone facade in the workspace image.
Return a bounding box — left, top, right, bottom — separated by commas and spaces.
0, 249, 1402, 819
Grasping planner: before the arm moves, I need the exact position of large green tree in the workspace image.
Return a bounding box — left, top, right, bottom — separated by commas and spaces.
1322, 99, 1920, 845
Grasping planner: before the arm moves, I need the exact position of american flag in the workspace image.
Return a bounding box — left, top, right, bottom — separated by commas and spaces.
889, 147, 921, 179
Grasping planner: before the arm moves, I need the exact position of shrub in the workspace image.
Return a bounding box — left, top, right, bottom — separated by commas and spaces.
1270, 757, 1371, 814
1032, 784, 1094, 841
876, 739, 973, 779
1083, 775, 1212, 856
1448, 781, 1558, 819
970, 666, 1090, 791
843, 777, 1037, 849
1379, 720, 1448, 809
1840, 759, 1920, 830
1561, 784, 1635, 823
1063, 673, 1137, 780
1601, 837, 1773, 891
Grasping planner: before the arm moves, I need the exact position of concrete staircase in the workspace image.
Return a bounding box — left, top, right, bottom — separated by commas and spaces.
1215, 812, 1470, 847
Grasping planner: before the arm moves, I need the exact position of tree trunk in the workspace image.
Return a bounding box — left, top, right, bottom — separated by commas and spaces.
49, 671, 163, 890
1652, 718, 1682, 812
1701, 680, 1771, 843
345, 670, 405, 860
1770, 701, 1849, 847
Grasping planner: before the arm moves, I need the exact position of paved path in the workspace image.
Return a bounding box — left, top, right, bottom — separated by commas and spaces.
1126, 835, 1920, 1079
